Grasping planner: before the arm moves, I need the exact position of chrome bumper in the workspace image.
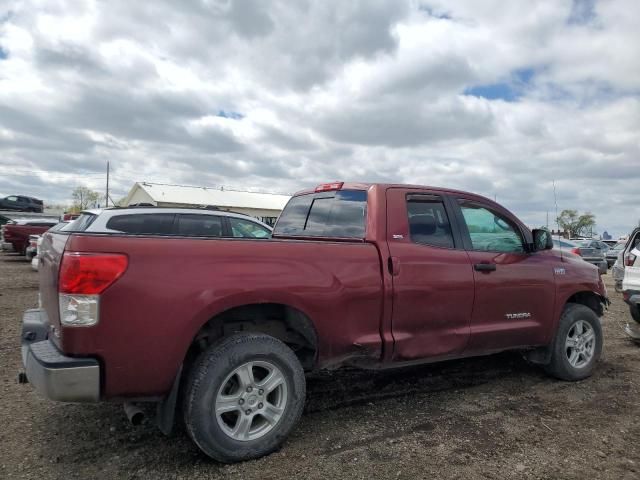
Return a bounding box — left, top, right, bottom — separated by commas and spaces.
21, 309, 100, 402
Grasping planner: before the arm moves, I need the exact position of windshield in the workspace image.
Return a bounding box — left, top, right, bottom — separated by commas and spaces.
553, 239, 577, 249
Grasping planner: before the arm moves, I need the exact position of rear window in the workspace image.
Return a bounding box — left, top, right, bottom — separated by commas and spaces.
273, 189, 367, 238
62, 214, 97, 232
106, 213, 175, 235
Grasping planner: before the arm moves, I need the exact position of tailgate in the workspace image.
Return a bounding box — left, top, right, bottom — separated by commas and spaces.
38, 231, 69, 340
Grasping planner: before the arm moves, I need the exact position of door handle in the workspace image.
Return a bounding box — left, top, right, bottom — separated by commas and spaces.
388, 256, 400, 276
474, 262, 496, 272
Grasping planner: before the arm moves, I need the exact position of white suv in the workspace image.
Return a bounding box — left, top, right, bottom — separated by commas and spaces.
63, 207, 272, 239
621, 228, 640, 324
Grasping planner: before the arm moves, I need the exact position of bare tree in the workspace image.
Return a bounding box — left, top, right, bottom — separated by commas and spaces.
71, 186, 100, 212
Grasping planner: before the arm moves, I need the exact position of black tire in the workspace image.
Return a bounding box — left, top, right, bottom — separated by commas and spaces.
183, 333, 306, 463
630, 303, 640, 324
544, 303, 603, 381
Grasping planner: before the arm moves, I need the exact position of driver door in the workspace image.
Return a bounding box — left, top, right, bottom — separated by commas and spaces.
452, 197, 556, 352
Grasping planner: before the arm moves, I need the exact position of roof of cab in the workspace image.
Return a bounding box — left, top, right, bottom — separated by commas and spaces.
293, 182, 500, 207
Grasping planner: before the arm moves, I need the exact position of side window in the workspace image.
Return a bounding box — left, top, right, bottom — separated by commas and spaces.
176, 214, 223, 237
406, 195, 454, 248
458, 201, 524, 253
7, 196, 17, 202
229, 218, 271, 238
106, 214, 175, 235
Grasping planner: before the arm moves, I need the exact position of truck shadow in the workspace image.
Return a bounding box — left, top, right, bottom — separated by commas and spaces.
304, 351, 542, 414
35, 351, 548, 471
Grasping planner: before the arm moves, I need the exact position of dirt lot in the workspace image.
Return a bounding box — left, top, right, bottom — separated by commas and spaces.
1, 251, 639, 480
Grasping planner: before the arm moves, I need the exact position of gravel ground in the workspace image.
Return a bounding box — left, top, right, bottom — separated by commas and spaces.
1, 251, 640, 479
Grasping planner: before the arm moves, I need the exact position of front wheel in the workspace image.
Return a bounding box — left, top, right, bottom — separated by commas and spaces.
183, 333, 306, 463
544, 303, 603, 381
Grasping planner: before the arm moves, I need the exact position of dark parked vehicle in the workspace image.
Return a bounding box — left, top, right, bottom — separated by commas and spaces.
0, 195, 44, 212
20, 182, 608, 462
606, 241, 627, 268
553, 238, 608, 274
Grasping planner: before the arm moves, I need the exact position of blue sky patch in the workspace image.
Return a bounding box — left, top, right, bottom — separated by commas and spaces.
464, 68, 535, 101
0, 45, 7, 60
216, 110, 244, 120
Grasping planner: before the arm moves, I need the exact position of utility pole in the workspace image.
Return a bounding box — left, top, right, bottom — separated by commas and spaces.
105, 161, 110, 208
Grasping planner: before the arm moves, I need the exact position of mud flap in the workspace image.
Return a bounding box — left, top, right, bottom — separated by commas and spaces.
524, 346, 552, 365
156, 365, 182, 436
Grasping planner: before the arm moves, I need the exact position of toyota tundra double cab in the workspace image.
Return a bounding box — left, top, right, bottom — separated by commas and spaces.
19, 182, 608, 462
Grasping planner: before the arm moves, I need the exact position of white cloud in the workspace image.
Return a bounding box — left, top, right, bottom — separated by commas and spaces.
0, 0, 638, 236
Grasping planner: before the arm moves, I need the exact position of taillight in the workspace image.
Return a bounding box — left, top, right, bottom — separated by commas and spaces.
627, 253, 637, 267
571, 247, 581, 256
58, 253, 128, 327
59, 252, 128, 294
315, 181, 344, 192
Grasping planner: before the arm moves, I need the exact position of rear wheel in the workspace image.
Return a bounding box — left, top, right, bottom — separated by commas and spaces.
630, 303, 640, 323
183, 333, 306, 463
544, 303, 602, 381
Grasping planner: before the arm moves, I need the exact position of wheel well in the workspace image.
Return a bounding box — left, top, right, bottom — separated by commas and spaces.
185, 303, 318, 371
566, 291, 605, 317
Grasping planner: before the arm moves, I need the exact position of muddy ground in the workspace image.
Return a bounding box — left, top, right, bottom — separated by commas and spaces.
1, 251, 639, 479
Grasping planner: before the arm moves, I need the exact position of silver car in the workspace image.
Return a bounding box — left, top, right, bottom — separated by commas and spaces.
552, 238, 608, 275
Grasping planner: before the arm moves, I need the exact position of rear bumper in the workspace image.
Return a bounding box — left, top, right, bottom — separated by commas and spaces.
21, 309, 100, 402
1, 241, 13, 251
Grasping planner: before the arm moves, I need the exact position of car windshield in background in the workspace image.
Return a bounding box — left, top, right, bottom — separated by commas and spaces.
552, 239, 578, 249
63, 213, 97, 232
273, 189, 367, 238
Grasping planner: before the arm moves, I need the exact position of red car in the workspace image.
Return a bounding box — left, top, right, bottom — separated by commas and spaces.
20, 182, 608, 462
2, 219, 59, 255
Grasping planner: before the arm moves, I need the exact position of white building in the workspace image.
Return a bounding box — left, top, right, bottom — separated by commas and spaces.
123, 182, 291, 226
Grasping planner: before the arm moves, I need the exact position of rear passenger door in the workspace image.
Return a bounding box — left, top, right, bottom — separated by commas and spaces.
452, 197, 556, 351
386, 188, 474, 361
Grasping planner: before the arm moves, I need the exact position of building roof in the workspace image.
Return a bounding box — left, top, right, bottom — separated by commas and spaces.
124, 182, 291, 211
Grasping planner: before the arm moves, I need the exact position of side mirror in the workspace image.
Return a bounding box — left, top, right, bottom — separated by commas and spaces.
532, 229, 553, 251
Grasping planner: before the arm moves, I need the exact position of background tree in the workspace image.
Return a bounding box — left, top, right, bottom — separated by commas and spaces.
556, 209, 596, 238
71, 186, 100, 212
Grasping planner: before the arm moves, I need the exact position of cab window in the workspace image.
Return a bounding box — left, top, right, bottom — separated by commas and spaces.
406, 195, 454, 248
458, 201, 524, 253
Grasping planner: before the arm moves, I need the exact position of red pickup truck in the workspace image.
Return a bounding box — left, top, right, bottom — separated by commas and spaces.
20, 182, 608, 462
2, 219, 59, 255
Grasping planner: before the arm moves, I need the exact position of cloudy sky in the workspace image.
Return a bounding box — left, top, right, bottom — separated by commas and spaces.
0, 0, 638, 236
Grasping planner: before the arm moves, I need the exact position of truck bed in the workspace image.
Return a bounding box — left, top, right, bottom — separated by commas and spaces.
40, 232, 384, 397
